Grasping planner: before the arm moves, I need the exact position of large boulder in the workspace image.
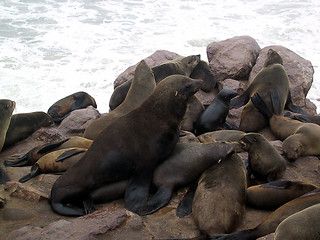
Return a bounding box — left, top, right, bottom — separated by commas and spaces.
249, 45, 315, 113
207, 35, 261, 83
114, 50, 182, 88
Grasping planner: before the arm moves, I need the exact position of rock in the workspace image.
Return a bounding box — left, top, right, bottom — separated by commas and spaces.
207, 35, 261, 83
248, 45, 315, 113
217, 78, 247, 95
4, 181, 48, 202
5, 207, 129, 240
114, 50, 182, 88
31, 127, 64, 143
58, 106, 101, 136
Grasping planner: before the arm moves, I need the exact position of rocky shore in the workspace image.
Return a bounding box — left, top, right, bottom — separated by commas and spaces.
0, 35, 319, 240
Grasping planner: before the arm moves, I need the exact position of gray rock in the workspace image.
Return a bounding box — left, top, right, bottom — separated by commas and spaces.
4, 181, 48, 202
58, 106, 101, 136
207, 35, 261, 83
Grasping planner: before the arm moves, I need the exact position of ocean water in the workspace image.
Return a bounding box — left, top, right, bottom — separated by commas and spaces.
0, 0, 319, 114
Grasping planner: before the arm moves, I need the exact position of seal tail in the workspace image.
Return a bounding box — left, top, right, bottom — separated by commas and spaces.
18, 164, 41, 183
250, 93, 272, 119
137, 187, 172, 216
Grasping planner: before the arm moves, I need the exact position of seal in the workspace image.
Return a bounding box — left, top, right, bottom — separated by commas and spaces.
195, 88, 237, 135
0, 99, 15, 151
197, 129, 246, 144
4, 111, 54, 148
230, 49, 306, 132
83, 60, 156, 140
285, 111, 320, 125
251, 91, 320, 160
210, 189, 320, 240
240, 132, 287, 181
109, 55, 201, 110
192, 153, 247, 236
180, 95, 204, 132
189, 60, 216, 92
49, 75, 203, 216
247, 180, 318, 210
274, 203, 320, 240
137, 141, 240, 215
19, 147, 87, 183
4, 136, 93, 167
47, 91, 97, 124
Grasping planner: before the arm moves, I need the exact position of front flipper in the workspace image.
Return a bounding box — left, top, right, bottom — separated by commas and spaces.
55, 149, 86, 162
124, 170, 152, 214
292, 115, 312, 123
260, 180, 291, 189
137, 187, 173, 216
83, 199, 95, 215
19, 164, 42, 183
229, 89, 250, 109
176, 183, 197, 218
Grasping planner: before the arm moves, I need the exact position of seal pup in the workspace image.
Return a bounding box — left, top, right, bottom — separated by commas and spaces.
230, 49, 306, 132
240, 132, 287, 181
109, 55, 201, 110
83, 60, 156, 140
197, 130, 246, 145
50, 75, 203, 216
192, 153, 247, 236
0, 99, 15, 151
274, 203, 320, 240
251, 91, 320, 160
210, 189, 320, 240
137, 141, 240, 215
48, 91, 97, 124
247, 180, 318, 210
4, 136, 92, 167
19, 148, 87, 183
195, 88, 237, 135
4, 111, 54, 148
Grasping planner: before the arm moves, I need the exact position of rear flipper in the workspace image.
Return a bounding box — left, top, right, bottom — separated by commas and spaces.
260, 180, 291, 189
19, 164, 41, 183
292, 115, 313, 123
176, 183, 197, 218
285, 92, 308, 115
4, 155, 29, 167
137, 187, 173, 216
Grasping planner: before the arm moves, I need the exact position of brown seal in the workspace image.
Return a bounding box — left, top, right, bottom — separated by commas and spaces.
210, 189, 320, 240
230, 49, 305, 132
83, 60, 156, 140
240, 132, 287, 181
4, 111, 54, 148
180, 95, 204, 132
251, 91, 320, 160
19, 148, 87, 183
197, 129, 246, 144
0, 99, 15, 151
274, 203, 320, 240
137, 141, 240, 215
47, 91, 97, 124
49, 75, 203, 216
189, 60, 216, 92
247, 180, 318, 210
192, 153, 247, 235
109, 55, 201, 110
4, 136, 92, 167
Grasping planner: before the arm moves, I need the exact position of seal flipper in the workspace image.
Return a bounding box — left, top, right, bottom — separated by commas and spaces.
210, 229, 255, 240
230, 88, 250, 109
285, 92, 308, 115
50, 202, 86, 216
55, 148, 86, 162
292, 115, 313, 123
125, 170, 152, 214
4, 155, 29, 167
176, 182, 197, 218
251, 93, 272, 118
37, 138, 70, 154
260, 180, 291, 189
83, 199, 95, 215
19, 164, 42, 183
137, 187, 173, 216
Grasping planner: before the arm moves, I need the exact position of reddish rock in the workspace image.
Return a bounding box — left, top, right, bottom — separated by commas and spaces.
58, 106, 101, 136
4, 181, 48, 202
218, 78, 247, 95
207, 35, 261, 83
114, 50, 182, 88
248, 45, 315, 114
